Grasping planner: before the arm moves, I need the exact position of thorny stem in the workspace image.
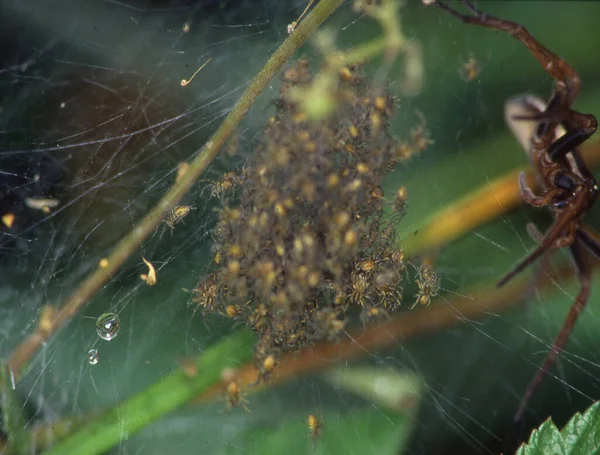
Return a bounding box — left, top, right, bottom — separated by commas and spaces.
7, 0, 345, 381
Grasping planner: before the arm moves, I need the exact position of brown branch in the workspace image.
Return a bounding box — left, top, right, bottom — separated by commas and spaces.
197, 259, 579, 404
7, 0, 345, 380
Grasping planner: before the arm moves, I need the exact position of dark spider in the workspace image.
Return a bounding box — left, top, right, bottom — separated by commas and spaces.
426, 0, 599, 422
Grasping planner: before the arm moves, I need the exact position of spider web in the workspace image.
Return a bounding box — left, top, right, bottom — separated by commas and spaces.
1, 1, 600, 454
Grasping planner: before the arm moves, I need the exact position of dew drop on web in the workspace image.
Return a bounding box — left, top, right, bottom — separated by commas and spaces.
96, 312, 121, 341
87, 348, 99, 365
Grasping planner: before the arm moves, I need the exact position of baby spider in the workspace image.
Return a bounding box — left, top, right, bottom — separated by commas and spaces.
307, 413, 322, 442
458, 55, 483, 82
392, 186, 409, 222
411, 263, 440, 309
348, 272, 371, 307
409, 111, 435, 153
224, 380, 250, 413
210, 168, 248, 199
164, 205, 193, 230
393, 111, 434, 162
193, 274, 219, 313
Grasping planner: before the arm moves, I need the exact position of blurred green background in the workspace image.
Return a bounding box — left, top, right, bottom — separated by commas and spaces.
1, 1, 600, 454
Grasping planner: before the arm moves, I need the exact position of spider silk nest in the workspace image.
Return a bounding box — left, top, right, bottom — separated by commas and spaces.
195, 58, 438, 380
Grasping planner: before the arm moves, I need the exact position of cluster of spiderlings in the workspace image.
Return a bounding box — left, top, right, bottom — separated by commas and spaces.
195, 59, 432, 379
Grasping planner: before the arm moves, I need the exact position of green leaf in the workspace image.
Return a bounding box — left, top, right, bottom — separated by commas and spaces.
42, 329, 255, 455
219, 367, 422, 455
1, 362, 32, 455
517, 401, 600, 455
220, 406, 410, 455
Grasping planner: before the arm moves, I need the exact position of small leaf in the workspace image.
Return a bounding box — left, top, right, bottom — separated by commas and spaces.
561, 401, 600, 454
517, 401, 600, 455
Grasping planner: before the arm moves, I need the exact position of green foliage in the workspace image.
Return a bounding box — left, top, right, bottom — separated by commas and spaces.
219, 368, 421, 455
42, 330, 255, 455
1, 363, 32, 455
222, 406, 411, 455
517, 402, 600, 455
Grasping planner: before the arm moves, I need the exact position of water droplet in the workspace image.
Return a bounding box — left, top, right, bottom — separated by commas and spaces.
87, 349, 99, 365
96, 312, 120, 341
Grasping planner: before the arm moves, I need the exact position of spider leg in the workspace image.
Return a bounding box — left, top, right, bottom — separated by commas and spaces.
518, 172, 568, 208
497, 201, 582, 287
568, 147, 596, 181
526, 223, 555, 280
510, 106, 592, 127
547, 120, 597, 161
514, 237, 591, 422
518, 172, 542, 207
525, 222, 543, 242
510, 102, 565, 125
510, 102, 596, 160
576, 224, 600, 259
523, 222, 555, 311
508, 90, 566, 126
433, 0, 581, 104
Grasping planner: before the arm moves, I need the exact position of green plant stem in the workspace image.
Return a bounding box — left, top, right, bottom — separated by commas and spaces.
42, 330, 255, 455
7, 0, 344, 381
297, 0, 411, 120
337, 38, 388, 66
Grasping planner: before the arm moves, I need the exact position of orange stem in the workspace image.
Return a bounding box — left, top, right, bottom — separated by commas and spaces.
405, 139, 600, 256
197, 275, 529, 403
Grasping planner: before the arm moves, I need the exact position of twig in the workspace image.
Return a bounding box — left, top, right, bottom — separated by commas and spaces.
196, 277, 528, 401
7, 0, 345, 381
196, 260, 579, 403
